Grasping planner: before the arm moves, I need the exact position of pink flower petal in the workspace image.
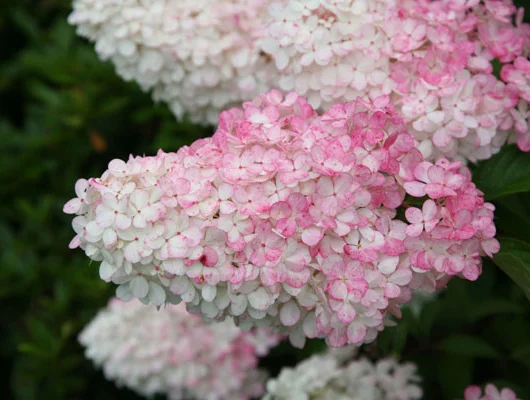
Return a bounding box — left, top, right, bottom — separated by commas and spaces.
301, 227, 324, 246
404, 181, 427, 197
63, 198, 82, 214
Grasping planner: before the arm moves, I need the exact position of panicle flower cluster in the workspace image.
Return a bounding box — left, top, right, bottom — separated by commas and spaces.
79, 298, 280, 400
463, 384, 520, 400
68, 0, 273, 124
65, 90, 499, 348
262, 349, 422, 400
261, 0, 530, 161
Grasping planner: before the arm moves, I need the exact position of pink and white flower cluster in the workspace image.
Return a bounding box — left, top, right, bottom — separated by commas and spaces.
69, 0, 530, 163
64, 90, 498, 348
463, 384, 520, 400
261, 0, 530, 161
68, 0, 273, 124
79, 298, 280, 400
262, 349, 422, 400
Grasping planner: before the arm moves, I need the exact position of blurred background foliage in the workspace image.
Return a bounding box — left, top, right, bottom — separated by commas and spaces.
1, 1, 529, 399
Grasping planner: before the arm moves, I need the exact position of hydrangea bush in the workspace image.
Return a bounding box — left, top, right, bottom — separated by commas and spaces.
261, 0, 530, 161
4, 0, 530, 399
69, 0, 530, 163
64, 90, 499, 348
79, 298, 280, 400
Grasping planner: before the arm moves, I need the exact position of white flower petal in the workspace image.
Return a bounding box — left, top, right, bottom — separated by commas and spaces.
63, 198, 82, 214
230, 295, 248, 316
280, 300, 301, 327
247, 288, 271, 311
169, 276, 189, 295
130, 275, 149, 298
201, 285, 217, 303
99, 261, 116, 282
148, 282, 166, 306
116, 284, 133, 302
103, 229, 118, 248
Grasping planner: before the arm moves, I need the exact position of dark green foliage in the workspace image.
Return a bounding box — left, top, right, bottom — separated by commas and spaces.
1, 2, 211, 399
376, 260, 530, 399
1, 2, 530, 400
472, 145, 530, 200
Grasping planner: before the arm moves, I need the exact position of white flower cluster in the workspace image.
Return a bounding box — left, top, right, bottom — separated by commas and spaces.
260, 0, 392, 111
263, 350, 422, 400
79, 298, 281, 400
68, 0, 274, 124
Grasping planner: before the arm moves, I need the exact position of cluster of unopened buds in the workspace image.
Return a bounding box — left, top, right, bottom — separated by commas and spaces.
69, 0, 530, 162
263, 348, 422, 400
65, 90, 499, 348
79, 298, 280, 400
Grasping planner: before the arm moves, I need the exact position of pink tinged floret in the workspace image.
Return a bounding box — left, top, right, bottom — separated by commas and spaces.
301, 226, 324, 247
279, 300, 301, 326
481, 238, 500, 258
464, 385, 483, 400
463, 384, 520, 400
433, 209, 477, 240
129, 190, 160, 228
344, 229, 385, 262
233, 184, 271, 215
108, 159, 128, 177
270, 192, 311, 238
96, 193, 132, 229
405, 200, 440, 237
405, 162, 466, 199
165, 215, 203, 259
247, 222, 284, 267
484, 384, 519, 400
347, 323, 367, 345
199, 246, 218, 268
63, 179, 89, 214
391, 19, 427, 52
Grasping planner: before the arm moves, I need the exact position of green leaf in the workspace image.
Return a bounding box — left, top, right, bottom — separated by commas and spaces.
494, 195, 530, 242
392, 319, 409, 353
468, 299, 525, 322
28, 81, 62, 107
511, 345, 530, 367
439, 334, 500, 358
26, 317, 60, 354
17, 343, 52, 359
491, 58, 503, 79
437, 355, 473, 399
471, 145, 530, 200
493, 238, 530, 301
98, 97, 130, 116
9, 9, 40, 41
488, 317, 530, 353
418, 300, 441, 336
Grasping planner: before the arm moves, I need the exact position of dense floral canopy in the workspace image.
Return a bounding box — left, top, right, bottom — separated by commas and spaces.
65, 90, 498, 347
